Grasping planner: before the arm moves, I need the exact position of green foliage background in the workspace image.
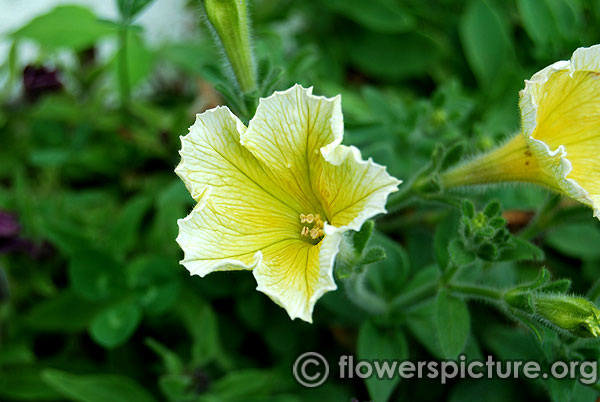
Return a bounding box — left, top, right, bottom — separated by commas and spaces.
1, 0, 600, 401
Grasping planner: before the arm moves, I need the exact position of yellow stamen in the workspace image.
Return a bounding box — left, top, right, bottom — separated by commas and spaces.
309, 228, 324, 239
299, 213, 325, 241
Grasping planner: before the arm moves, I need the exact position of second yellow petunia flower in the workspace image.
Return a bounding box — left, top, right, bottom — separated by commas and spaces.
175, 85, 401, 322
443, 45, 600, 219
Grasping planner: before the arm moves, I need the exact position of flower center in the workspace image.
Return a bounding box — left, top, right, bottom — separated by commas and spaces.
299, 213, 324, 243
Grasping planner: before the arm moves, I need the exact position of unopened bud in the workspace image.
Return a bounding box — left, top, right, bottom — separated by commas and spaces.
534, 294, 600, 338
205, 0, 256, 92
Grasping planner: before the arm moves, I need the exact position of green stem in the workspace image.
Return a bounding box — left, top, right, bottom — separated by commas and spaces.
390, 262, 463, 311
343, 273, 388, 315
376, 210, 444, 233
386, 168, 461, 212
448, 283, 504, 303
420, 193, 462, 209
390, 281, 439, 311
117, 25, 130, 108
386, 179, 418, 210
586, 277, 600, 303
441, 263, 460, 283
517, 194, 561, 240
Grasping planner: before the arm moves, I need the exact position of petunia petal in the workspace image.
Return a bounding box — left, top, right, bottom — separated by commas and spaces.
241, 84, 400, 229
252, 223, 341, 323
176, 106, 303, 277
240, 84, 343, 217
316, 144, 401, 232
519, 44, 600, 216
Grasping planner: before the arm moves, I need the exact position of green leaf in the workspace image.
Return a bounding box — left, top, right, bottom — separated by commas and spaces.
497, 236, 544, 261
449, 378, 519, 402
0, 368, 63, 401
436, 289, 470, 359
349, 31, 440, 81
405, 298, 444, 359
112, 30, 155, 89
545, 223, 600, 260
539, 278, 571, 293
175, 289, 224, 367
546, 0, 581, 40
149, 180, 192, 254
449, 239, 476, 266
366, 232, 410, 300
108, 196, 152, 259
89, 302, 142, 348
158, 374, 193, 402
159, 41, 218, 75
68, 249, 125, 302
41, 369, 156, 402
117, 0, 154, 21
0, 344, 35, 366
127, 255, 180, 314
483, 200, 501, 218
41, 218, 92, 257
441, 142, 465, 171
208, 369, 277, 399
399, 265, 440, 296
461, 199, 475, 219
26, 290, 104, 332
460, 0, 513, 86
326, 0, 415, 33
517, 0, 560, 46
145, 338, 184, 375
359, 246, 386, 265
434, 211, 459, 269
481, 324, 541, 360
547, 378, 577, 402
357, 321, 408, 402
12, 6, 115, 50
352, 220, 374, 255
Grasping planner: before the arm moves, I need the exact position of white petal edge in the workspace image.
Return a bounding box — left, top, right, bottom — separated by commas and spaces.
322, 144, 402, 232
176, 187, 263, 277
175, 106, 248, 201
240, 83, 344, 153
175, 106, 265, 278
518, 45, 600, 217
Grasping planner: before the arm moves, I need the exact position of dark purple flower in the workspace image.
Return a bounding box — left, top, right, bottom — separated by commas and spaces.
23, 65, 63, 101
0, 212, 20, 238
0, 211, 50, 258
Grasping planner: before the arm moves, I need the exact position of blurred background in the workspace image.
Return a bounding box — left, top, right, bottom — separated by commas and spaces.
1, 0, 600, 401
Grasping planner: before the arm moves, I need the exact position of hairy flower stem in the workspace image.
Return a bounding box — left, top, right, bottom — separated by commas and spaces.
343, 273, 388, 315
448, 283, 504, 303
441, 134, 557, 190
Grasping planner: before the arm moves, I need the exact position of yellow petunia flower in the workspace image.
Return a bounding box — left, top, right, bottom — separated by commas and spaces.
175, 85, 401, 322
443, 45, 600, 218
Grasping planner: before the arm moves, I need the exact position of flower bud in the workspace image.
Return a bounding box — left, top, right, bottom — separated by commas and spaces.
534, 294, 600, 338
506, 291, 600, 338
204, 0, 256, 92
